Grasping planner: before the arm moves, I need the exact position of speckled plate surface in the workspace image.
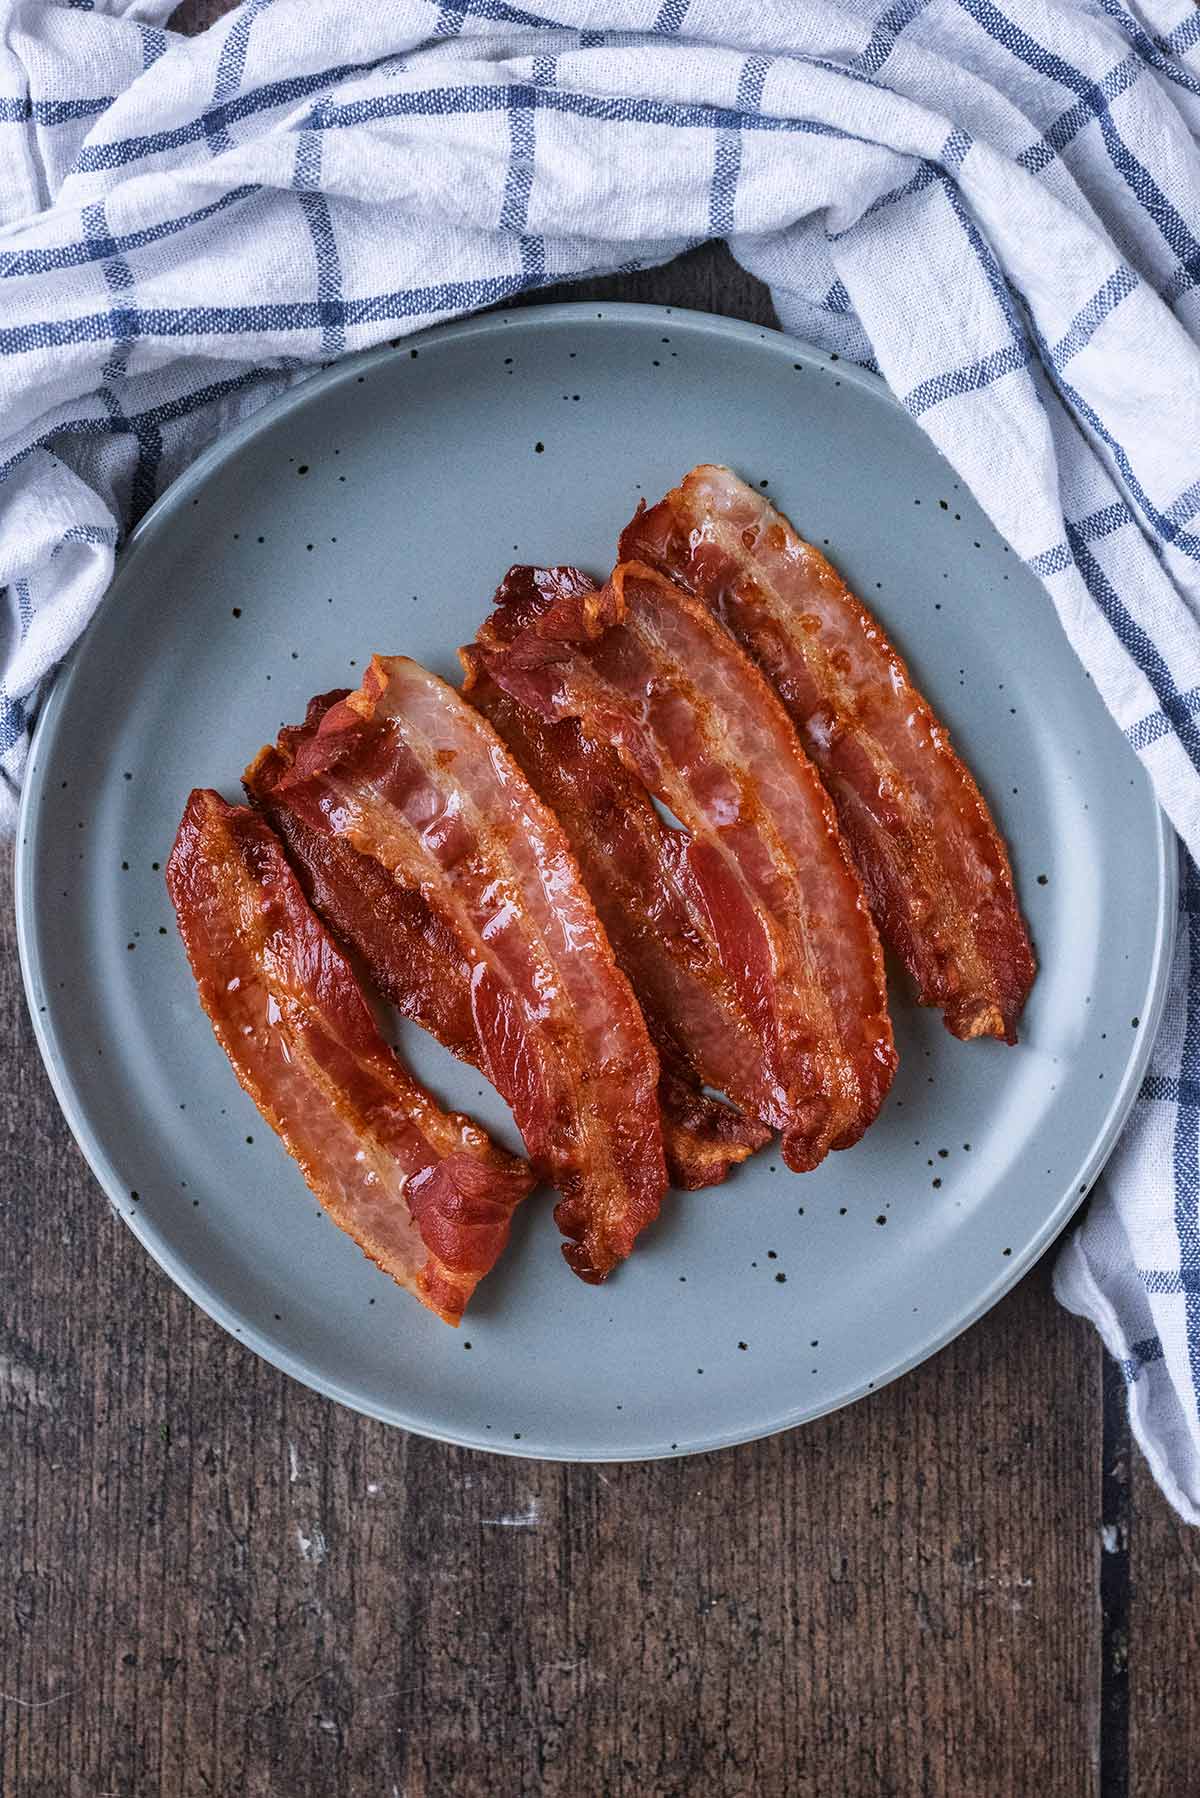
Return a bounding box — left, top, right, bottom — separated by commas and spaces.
16, 303, 1175, 1460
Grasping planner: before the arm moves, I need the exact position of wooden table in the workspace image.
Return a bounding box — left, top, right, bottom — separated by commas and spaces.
4, 13, 1199, 1791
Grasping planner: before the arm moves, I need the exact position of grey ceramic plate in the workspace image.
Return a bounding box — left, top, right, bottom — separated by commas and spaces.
16, 303, 1175, 1460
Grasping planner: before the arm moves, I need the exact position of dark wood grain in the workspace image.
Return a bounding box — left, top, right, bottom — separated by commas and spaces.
1129, 1453, 1200, 1798
170, 0, 234, 30
3, 833, 1102, 1798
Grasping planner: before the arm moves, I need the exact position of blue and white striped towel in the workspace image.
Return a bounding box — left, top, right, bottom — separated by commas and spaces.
3, 0, 1199, 1512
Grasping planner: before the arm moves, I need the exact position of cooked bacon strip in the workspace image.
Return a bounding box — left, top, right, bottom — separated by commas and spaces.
248, 693, 481, 1065
655, 1057, 773, 1190
250, 686, 760, 1193
467, 561, 896, 1171
461, 609, 771, 1191
623, 466, 1036, 1042
165, 790, 533, 1326
245, 657, 667, 1282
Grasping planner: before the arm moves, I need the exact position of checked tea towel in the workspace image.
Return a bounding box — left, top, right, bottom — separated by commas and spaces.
2, 0, 1199, 1514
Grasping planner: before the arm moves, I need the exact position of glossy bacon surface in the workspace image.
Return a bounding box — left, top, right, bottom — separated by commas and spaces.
623, 466, 1036, 1042
462, 601, 770, 1191
249, 693, 481, 1065
246, 657, 667, 1282
468, 561, 896, 1172
165, 789, 533, 1326
252, 687, 760, 1193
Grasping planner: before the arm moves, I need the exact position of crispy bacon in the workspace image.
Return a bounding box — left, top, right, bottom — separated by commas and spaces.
461, 611, 771, 1191
245, 657, 667, 1282
165, 790, 533, 1326
251, 687, 761, 1192
249, 693, 482, 1065
467, 561, 896, 1171
623, 466, 1036, 1043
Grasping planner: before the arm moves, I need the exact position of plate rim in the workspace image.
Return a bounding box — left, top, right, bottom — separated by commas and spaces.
13, 299, 1180, 1461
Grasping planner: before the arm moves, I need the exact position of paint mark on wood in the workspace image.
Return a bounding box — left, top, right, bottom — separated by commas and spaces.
295, 1524, 328, 1564
0, 1685, 76, 1710
481, 1498, 541, 1528
0, 1354, 51, 1408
